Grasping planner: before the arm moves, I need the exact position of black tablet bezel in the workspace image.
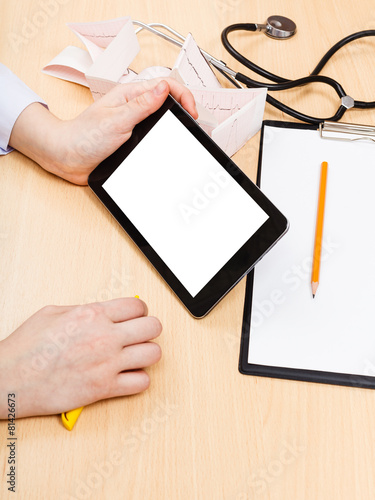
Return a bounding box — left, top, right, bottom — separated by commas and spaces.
88, 97, 288, 318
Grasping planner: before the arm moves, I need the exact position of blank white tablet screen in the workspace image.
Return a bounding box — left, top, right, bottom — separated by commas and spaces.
103, 110, 268, 297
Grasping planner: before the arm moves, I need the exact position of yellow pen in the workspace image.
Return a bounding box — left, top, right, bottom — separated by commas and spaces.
61, 295, 140, 430
61, 407, 83, 431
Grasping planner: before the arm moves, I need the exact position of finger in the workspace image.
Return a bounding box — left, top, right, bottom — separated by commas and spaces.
117, 315, 163, 346
116, 80, 170, 132
97, 297, 148, 323
117, 342, 162, 372
163, 77, 198, 119
100, 79, 158, 107
111, 369, 151, 396
103, 77, 198, 119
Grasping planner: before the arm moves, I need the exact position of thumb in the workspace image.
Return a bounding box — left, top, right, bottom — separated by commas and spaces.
120, 80, 169, 132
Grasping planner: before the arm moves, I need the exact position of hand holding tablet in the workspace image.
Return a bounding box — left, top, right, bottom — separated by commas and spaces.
89, 96, 288, 317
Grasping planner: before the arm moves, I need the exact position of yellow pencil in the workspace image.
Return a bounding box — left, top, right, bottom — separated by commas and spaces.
61, 407, 84, 431
311, 161, 328, 298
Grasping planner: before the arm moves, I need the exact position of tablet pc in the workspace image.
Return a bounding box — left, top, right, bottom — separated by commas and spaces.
88, 96, 288, 317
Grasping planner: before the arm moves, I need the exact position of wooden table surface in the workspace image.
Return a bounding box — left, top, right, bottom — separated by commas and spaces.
1, 1, 375, 499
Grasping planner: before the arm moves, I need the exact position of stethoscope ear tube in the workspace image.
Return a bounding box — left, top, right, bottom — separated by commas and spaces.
221, 24, 289, 84
221, 24, 375, 123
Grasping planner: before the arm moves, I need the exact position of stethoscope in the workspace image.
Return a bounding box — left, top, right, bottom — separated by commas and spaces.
133, 17, 375, 124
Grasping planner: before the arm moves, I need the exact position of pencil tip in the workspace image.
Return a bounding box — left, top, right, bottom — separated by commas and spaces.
312, 294, 315, 298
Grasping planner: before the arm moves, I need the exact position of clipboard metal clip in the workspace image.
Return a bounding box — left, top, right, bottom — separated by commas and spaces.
319, 121, 375, 143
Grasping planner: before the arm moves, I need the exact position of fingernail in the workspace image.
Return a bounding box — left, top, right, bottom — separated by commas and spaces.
153, 81, 168, 96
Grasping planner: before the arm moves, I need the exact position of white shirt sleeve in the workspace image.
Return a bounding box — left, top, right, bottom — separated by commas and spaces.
0, 63, 48, 155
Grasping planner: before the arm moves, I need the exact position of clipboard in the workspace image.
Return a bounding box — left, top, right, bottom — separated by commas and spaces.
240, 120, 375, 389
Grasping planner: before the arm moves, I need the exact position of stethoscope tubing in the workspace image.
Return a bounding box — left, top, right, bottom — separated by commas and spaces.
132, 20, 374, 124
221, 24, 375, 124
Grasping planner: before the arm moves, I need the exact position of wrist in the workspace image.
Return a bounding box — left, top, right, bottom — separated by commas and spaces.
9, 103, 73, 183
0, 340, 21, 419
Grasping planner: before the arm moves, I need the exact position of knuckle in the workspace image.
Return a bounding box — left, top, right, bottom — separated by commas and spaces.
135, 91, 152, 110
40, 305, 60, 315
91, 334, 111, 355
87, 370, 110, 399
72, 303, 103, 323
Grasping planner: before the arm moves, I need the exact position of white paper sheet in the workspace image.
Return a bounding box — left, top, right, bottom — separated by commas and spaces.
67, 17, 135, 59
172, 33, 221, 89
42, 17, 266, 156
42, 46, 93, 86
84, 18, 140, 83
248, 125, 375, 377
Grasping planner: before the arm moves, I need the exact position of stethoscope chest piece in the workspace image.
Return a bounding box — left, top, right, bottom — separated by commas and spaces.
133, 16, 375, 124
263, 15, 297, 39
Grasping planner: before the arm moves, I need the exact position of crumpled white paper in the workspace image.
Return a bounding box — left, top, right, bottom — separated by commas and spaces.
43, 16, 267, 157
